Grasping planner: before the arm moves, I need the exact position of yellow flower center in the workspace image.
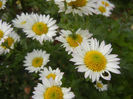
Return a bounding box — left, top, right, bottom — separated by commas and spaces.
0, 29, 4, 40
32, 57, 43, 67
96, 82, 103, 88
0, 1, 3, 8
66, 34, 83, 48
98, 6, 106, 13
101, 1, 109, 7
46, 73, 56, 80
2, 37, 14, 49
84, 51, 107, 72
32, 22, 48, 35
44, 86, 63, 99
68, 0, 87, 7
21, 21, 26, 25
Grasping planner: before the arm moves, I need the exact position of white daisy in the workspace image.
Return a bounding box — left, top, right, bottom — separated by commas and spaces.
23, 49, 50, 73
0, 0, 7, 10
95, 81, 108, 91
23, 13, 58, 44
56, 0, 98, 16
12, 13, 30, 28
56, 29, 92, 54
70, 38, 120, 82
0, 20, 13, 45
39, 67, 64, 85
32, 78, 75, 99
99, 0, 114, 10
0, 31, 20, 55
95, 0, 114, 17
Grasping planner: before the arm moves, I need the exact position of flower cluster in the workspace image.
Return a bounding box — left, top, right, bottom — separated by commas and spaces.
23, 49, 75, 99
54, 0, 114, 16
0, 0, 121, 98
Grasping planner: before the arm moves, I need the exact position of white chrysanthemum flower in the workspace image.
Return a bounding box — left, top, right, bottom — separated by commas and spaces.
70, 38, 120, 82
32, 78, 75, 99
95, 81, 108, 91
0, 20, 13, 45
56, 0, 98, 16
39, 67, 64, 85
56, 29, 92, 54
0, 31, 20, 55
99, 0, 114, 10
23, 49, 50, 73
12, 13, 30, 28
23, 13, 58, 44
95, 0, 114, 17
0, 0, 7, 9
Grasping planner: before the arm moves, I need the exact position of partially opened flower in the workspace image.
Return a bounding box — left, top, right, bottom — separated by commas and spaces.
39, 67, 64, 85
0, 0, 7, 10
23, 49, 50, 73
23, 13, 58, 44
0, 31, 20, 54
0, 20, 13, 45
56, 29, 92, 54
12, 13, 30, 28
70, 38, 120, 82
95, 80, 108, 91
32, 78, 75, 99
56, 0, 98, 16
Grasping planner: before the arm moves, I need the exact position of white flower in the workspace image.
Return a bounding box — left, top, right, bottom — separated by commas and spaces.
32, 78, 75, 99
0, 0, 7, 9
23, 49, 50, 73
95, 0, 114, 17
0, 31, 20, 54
56, 29, 92, 54
55, 0, 98, 16
0, 20, 13, 45
95, 81, 108, 91
23, 13, 58, 44
39, 67, 64, 85
70, 38, 120, 82
12, 13, 30, 28
99, 0, 114, 10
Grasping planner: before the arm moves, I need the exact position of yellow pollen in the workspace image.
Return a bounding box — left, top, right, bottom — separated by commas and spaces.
0, 29, 4, 40
84, 51, 107, 72
101, 1, 109, 7
0, 1, 3, 8
98, 6, 106, 13
32, 57, 43, 68
46, 73, 56, 80
66, 34, 83, 48
21, 21, 26, 25
32, 22, 48, 35
96, 82, 103, 88
44, 86, 63, 99
68, 0, 87, 7
2, 37, 14, 49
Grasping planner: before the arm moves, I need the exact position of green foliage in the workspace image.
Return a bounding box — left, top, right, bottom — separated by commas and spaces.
0, 0, 133, 99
